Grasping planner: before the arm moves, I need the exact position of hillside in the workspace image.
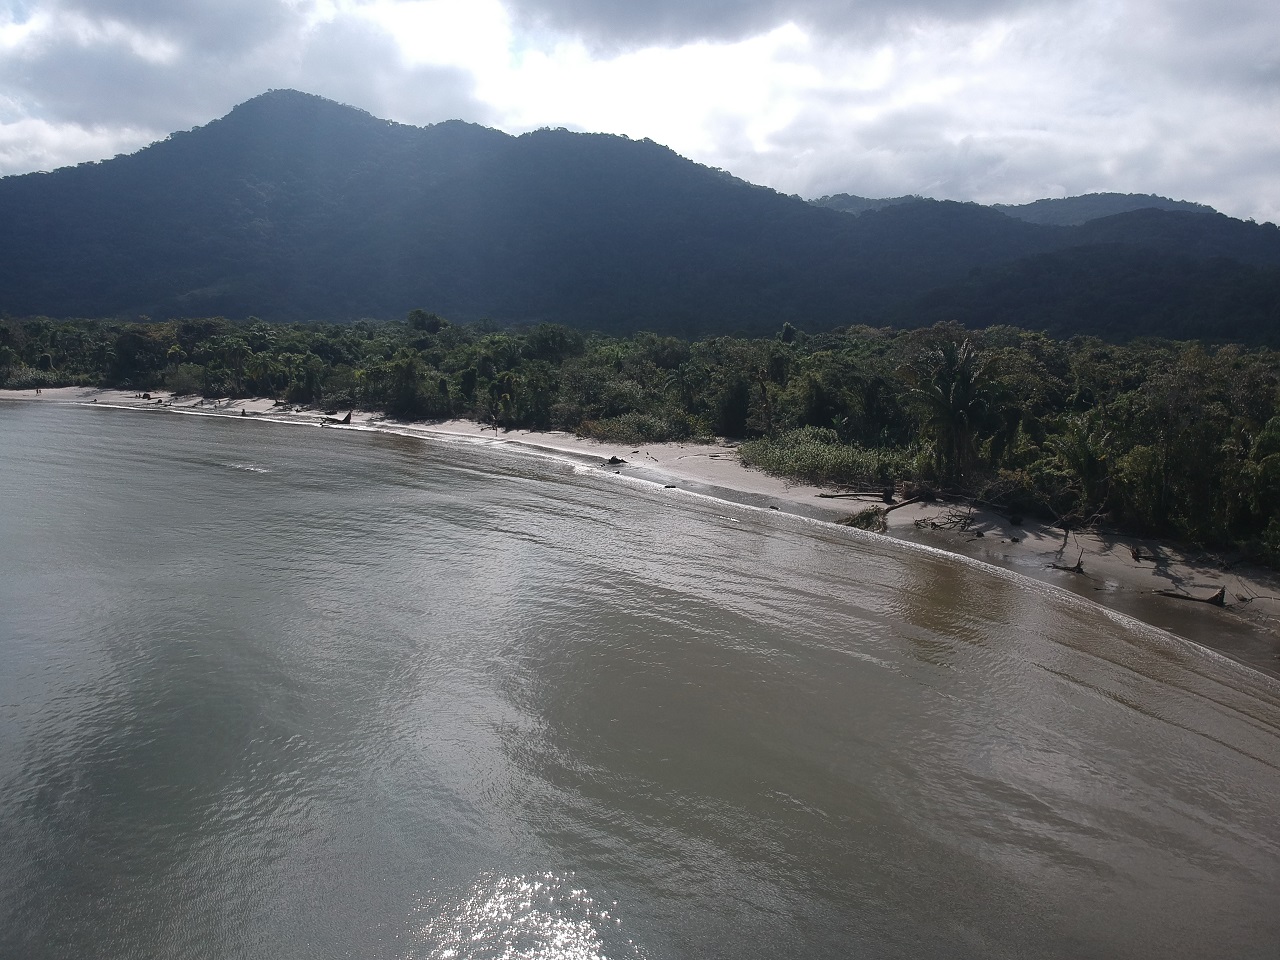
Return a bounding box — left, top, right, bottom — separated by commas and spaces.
812, 191, 1218, 225
993, 192, 1216, 225
809, 193, 923, 216
2, 90, 1279, 341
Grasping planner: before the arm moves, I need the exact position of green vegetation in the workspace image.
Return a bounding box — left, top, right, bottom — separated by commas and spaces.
7, 312, 1280, 563
3, 90, 1279, 342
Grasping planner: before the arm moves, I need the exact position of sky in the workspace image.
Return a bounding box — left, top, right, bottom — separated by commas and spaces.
1, 0, 1278, 221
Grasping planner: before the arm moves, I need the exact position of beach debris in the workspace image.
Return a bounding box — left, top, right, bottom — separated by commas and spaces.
1154, 586, 1227, 607
884, 495, 923, 514
916, 503, 975, 531
838, 506, 888, 532
818, 486, 898, 499
839, 494, 926, 534
1231, 584, 1280, 605
1050, 548, 1086, 574
1128, 545, 1164, 563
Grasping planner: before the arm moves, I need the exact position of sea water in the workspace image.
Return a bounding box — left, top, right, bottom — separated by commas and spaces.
1, 402, 1278, 959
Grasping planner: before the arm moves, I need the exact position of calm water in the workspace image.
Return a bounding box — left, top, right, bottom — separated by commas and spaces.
2, 402, 1279, 959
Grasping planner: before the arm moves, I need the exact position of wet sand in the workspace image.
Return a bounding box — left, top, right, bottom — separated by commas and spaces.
6, 385, 1279, 678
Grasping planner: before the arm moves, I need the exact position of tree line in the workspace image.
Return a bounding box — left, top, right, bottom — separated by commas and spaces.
5, 311, 1280, 563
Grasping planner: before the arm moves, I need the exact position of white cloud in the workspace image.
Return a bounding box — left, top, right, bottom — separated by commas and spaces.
0, 114, 153, 172
354, 0, 514, 73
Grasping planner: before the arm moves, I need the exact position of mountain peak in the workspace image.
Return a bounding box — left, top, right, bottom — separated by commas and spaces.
0, 91, 1276, 342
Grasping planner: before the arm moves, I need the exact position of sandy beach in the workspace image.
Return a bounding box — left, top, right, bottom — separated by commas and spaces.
7, 384, 1280, 679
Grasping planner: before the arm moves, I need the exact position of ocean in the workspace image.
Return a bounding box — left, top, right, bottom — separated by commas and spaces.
2, 401, 1278, 959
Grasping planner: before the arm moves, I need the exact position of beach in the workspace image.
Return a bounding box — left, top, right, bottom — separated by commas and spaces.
7, 384, 1280, 679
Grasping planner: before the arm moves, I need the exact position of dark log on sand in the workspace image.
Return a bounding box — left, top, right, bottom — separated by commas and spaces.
883, 495, 923, 514
1154, 586, 1227, 607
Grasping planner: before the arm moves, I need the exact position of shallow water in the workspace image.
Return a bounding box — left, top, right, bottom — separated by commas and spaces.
2, 403, 1278, 959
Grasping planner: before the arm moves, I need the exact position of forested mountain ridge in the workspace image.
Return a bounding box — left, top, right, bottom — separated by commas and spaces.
3, 89, 1279, 341
993, 193, 1217, 225
810, 191, 1216, 225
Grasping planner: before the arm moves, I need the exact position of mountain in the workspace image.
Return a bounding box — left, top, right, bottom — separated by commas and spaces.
993, 193, 1217, 226
2, 90, 1279, 341
813, 191, 1218, 225
810, 193, 924, 216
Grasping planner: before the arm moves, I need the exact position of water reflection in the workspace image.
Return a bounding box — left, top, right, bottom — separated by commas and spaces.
409, 873, 644, 960
1, 404, 1278, 960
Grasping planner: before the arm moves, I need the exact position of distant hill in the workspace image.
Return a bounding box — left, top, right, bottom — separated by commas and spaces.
993, 193, 1217, 226
809, 194, 924, 216
813, 190, 1217, 225
898, 245, 1280, 343
2, 90, 1279, 342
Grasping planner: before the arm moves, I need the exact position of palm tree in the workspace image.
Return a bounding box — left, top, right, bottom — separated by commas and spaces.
901, 338, 997, 485
1049, 415, 1110, 513
245, 352, 280, 396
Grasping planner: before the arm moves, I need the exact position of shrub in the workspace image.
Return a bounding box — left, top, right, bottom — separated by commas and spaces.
739, 427, 916, 486
579, 411, 709, 444
165, 363, 205, 396
1, 365, 85, 389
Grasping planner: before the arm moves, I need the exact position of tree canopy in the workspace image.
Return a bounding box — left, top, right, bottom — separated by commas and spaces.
8, 311, 1280, 563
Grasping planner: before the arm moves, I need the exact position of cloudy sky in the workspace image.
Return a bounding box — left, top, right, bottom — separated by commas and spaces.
1, 0, 1278, 220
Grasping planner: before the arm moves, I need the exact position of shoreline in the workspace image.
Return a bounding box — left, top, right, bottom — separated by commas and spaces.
7, 385, 1280, 680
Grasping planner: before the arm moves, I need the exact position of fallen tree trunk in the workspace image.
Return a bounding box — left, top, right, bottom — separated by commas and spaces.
883, 495, 924, 514
1154, 586, 1226, 607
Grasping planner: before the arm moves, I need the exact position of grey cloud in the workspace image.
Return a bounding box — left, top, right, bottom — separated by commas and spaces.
48, 0, 296, 54
0, 3, 491, 175
293, 19, 493, 128
1105, 0, 1280, 94
503, 0, 1038, 49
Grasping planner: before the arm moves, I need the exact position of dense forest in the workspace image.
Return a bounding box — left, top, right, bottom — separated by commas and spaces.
812, 191, 1213, 224
3, 90, 1280, 341
6, 312, 1280, 563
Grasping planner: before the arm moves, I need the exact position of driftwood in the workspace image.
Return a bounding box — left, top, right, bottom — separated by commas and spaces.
1049, 549, 1086, 575
835, 495, 925, 534
915, 504, 976, 531
884, 495, 923, 514
1154, 586, 1227, 607
1129, 546, 1164, 564
818, 485, 897, 500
